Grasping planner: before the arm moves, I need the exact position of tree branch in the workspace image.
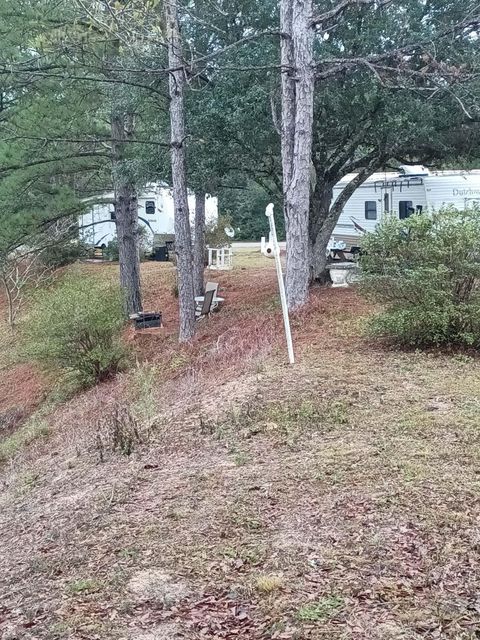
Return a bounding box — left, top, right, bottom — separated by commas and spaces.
311, 0, 393, 27
1, 135, 171, 147
0, 152, 111, 176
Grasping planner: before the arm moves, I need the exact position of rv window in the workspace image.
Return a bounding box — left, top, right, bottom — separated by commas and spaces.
399, 201, 413, 219
145, 200, 156, 215
365, 201, 377, 220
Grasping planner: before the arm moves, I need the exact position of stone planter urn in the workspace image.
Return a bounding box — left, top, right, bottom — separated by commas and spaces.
326, 262, 361, 288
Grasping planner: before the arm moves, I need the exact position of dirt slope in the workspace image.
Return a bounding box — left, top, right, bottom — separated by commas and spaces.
2, 264, 480, 640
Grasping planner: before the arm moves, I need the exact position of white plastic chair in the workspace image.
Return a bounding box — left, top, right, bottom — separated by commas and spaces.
195, 282, 221, 314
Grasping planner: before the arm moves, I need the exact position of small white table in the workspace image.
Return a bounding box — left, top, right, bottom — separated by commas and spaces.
195, 296, 225, 306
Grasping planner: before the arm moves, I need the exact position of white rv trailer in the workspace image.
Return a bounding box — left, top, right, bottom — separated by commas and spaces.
79, 183, 218, 247
331, 165, 480, 250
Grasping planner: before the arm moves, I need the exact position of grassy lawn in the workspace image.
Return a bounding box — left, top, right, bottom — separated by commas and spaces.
1, 254, 480, 639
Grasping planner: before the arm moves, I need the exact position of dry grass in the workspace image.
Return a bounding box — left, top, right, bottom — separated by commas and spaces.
255, 573, 285, 594
0, 291, 49, 421
2, 252, 480, 639
0, 413, 50, 462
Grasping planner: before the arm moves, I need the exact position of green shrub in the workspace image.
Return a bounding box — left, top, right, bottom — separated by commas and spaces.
138, 226, 152, 260
104, 228, 151, 262
206, 214, 233, 248
22, 273, 129, 386
360, 205, 480, 348
104, 238, 119, 262
41, 240, 89, 268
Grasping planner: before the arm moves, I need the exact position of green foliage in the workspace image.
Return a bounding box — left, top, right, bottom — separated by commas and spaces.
219, 181, 284, 241
104, 238, 120, 262
41, 240, 89, 269
361, 206, 480, 348
1, 0, 479, 286
66, 578, 103, 595
205, 214, 234, 248
22, 273, 129, 387
137, 225, 153, 260
297, 596, 344, 622
103, 228, 151, 262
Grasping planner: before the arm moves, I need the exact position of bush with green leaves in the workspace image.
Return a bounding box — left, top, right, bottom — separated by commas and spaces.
103, 238, 119, 262
41, 239, 89, 268
103, 227, 151, 262
360, 205, 480, 348
22, 273, 129, 386
206, 214, 234, 248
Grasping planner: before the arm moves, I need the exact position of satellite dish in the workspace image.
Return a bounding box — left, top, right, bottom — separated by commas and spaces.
225, 226, 235, 238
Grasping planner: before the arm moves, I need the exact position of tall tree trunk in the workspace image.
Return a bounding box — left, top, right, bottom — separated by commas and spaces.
193, 191, 206, 298
280, 0, 315, 311
111, 112, 142, 315
280, 0, 295, 190
166, 0, 195, 342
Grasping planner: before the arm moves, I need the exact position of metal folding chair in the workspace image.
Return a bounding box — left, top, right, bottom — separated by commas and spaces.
195, 288, 215, 320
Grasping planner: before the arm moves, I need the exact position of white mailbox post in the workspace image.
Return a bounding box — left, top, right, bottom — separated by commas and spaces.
262, 204, 295, 365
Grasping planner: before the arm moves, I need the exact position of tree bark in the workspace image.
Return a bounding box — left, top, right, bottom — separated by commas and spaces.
308, 159, 386, 281
193, 191, 206, 298
309, 180, 336, 282
111, 112, 142, 315
280, 0, 315, 311
280, 0, 295, 190
166, 0, 195, 342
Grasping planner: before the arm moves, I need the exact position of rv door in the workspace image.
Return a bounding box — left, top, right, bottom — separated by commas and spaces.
399, 201, 414, 219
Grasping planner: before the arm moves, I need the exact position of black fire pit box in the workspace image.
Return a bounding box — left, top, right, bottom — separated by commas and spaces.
153, 246, 169, 262
132, 312, 162, 329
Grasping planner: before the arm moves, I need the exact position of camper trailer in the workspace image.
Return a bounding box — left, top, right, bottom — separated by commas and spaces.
79, 184, 218, 249
330, 166, 480, 250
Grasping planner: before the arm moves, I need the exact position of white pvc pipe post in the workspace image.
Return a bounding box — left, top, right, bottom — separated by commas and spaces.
265, 203, 295, 365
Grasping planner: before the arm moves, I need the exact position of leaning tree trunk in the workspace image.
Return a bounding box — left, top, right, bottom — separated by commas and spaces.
280, 0, 315, 311
309, 180, 336, 282
166, 0, 195, 342
309, 160, 386, 281
193, 191, 206, 298
111, 113, 142, 315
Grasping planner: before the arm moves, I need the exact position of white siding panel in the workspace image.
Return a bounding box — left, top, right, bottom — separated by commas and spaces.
332, 180, 427, 242
424, 173, 480, 210
330, 170, 480, 248
81, 186, 218, 246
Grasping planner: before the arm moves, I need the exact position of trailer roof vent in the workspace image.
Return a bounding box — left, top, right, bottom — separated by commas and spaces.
398, 165, 430, 177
